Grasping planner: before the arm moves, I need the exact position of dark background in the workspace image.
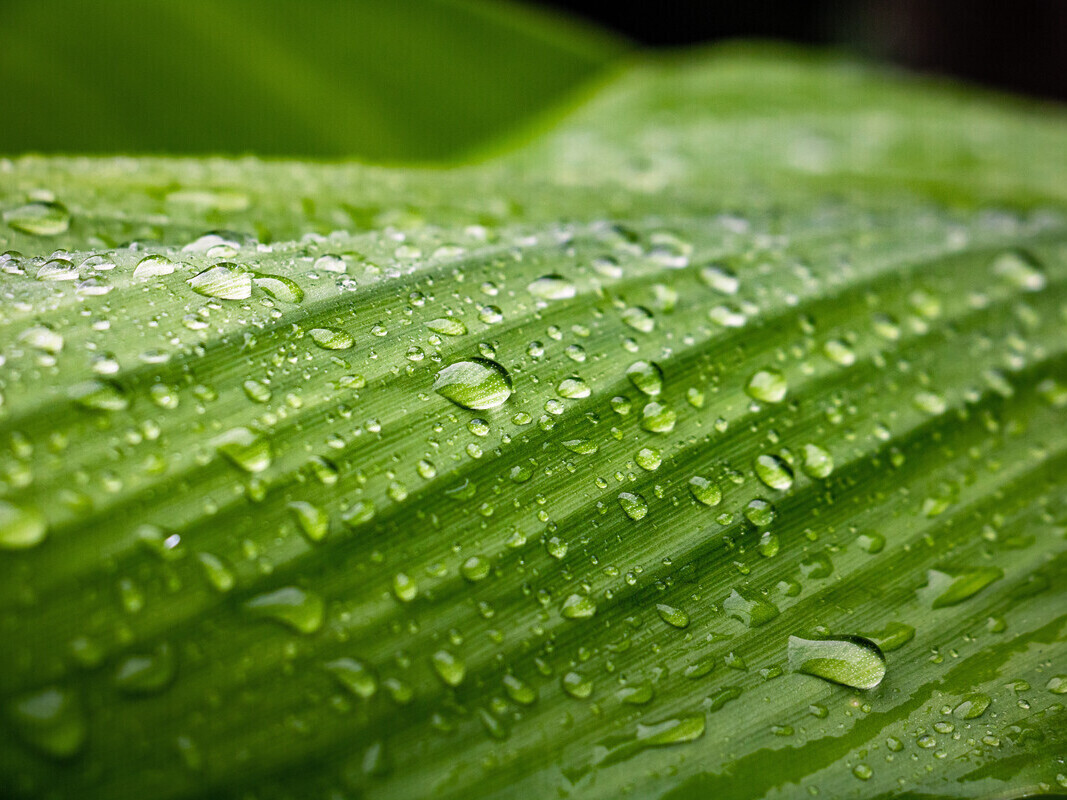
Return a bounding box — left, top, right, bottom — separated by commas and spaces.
546, 0, 1067, 103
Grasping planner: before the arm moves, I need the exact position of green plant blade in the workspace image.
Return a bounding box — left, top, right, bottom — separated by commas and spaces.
1, 47, 1066, 800
0, 0, 622, 161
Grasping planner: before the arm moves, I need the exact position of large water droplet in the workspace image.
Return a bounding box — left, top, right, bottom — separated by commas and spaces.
688, 476, 722, 506
8, 686, 86, 758
188, 263, 252, 300
425, 317, 467, 336
4, 201, 71, 236
288, 500, 329, 542
699, 264, 739, 294
657, 603, 690, 628
253, 273, 304, 303
640, 402, 676, 433
561, 594, 597, 620
433, 358, 512, 410
244, 587, 324, 633
746, 369, 787, 403
70, 380, 130, 412
0, 500, 47, 549
788, 635, 886, 689
132, 255, 176, 279
557, 376, 591, 399
801, 443, 834, 479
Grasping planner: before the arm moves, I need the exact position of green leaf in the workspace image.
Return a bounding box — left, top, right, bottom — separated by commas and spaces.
2, 41, 1067, 800
0, 0, 623, 161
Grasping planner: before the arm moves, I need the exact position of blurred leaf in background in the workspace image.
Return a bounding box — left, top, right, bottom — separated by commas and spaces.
0, 0, 623, 161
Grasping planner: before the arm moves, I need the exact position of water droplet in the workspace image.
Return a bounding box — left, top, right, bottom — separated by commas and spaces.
626, 360, 664, 396
18, 325, 64, 354
744, 498, 776, 527
114, 642, 177, 694
244, 587, 323, 634
699, 264, 739, 294
392, 572, 417, 602
913, 390, 947, 415
597, 715, 706, 766
325, 658, 377, 699
801, 443, 834, 479
431, 649, 466, 687
425, 317, 467, 336
5, 201, 71, 236
953, 693, 991, 718
70, 380, 129, 412
755, 454, 794, 491
621, 306, 655, 333
705, 686, 743, 712
557, 376, 591, 399
562, 438, 598, 455
314, 254, 347, 273
616, 681, 655, 705
288, 501, 329, 542
133, 254, 176, 279
308, 327, 354, 350
787, 635, 886, 689
992, 250, 1046, 291
211, 427, 272, 473
36, 258, 77, 280
196, 552, 235, 592
746, 369, 787, 403
8, 687, 85, 758
862, 622, 915, 652
919, 567, 1002, 608
433, 358, 512, 410
635, 447, 661, 471
253, 273, 304, 303
688, 476, 722, 506
502, 674, 537, 705
0, 500, 47, 549
188, 263, 251, 300
657, 603, 690, 628
640, 402, 676, 433
852, 764, 873, 781
856, 531, 885, 554
823, 339, 856, 366
561, 594, 597, 620
461, 555, 491, 582
527, 274, 575, 300
243, 379, 272, 404
708, 304, 747, 327
723, 588, 780, 627
618, 492, 648, 521
561, 671, 593, 699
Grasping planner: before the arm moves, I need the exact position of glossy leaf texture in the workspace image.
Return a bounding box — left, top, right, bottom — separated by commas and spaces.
1, 46, 1066, 800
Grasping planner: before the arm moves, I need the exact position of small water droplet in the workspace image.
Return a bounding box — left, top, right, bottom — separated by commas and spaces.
787, 635, 886, 689
561, 671, 593, 699
433, 358, 512, 410
621, 306, 655, 333
919, 567, 1002, 608
114, 642, 177, 694
992, 250, 1046, 291
288, 501, 329, 542
913, 390, 947, 415
723, 588, 780, 627
657, 603, 690, 628
640, 401, 676, 433
801, 443, 834, 478
557, 376, 591, 399
953, 693, 991, 719
699, 264, 739, 294
133, 254, 176, 279
253, 273, 304, 303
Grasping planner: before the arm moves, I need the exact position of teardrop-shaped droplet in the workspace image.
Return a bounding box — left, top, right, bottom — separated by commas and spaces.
688, 476, 721, 507
244, 586, 324, 634
431, 649, 466, 687
132, 254, 176, 279
288, 500, 329, 542
788, 635, 886, 689
527, 274, 575, 300
656, 603, 690, 628
433, 358, 512, 410
801, 443, 834, 478
723, 588, 780, 627
561, 594, 597, 620
919, 567, 1003, 608
425, 317, 468, 336
557, 376, 591, 399
640, 402, 676, 433
114, 643, 177, 694
992, 249, 1046, 292
253, 273, 304, 303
